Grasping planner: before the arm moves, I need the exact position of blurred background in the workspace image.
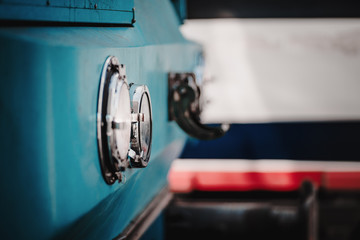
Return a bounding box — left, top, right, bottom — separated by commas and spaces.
182, 3, 360, 123
1, 0, 360, 239
164, 1, 360, 240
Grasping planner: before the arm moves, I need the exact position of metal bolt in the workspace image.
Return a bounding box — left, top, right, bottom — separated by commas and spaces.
173, 91, 180, 102
110, 176, 116, 183
115, 172, 122, 183
111, 57, 119, 66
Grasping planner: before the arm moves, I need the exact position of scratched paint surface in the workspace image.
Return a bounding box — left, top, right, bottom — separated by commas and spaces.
0, 0, 134, 24
0, 0, 201, 239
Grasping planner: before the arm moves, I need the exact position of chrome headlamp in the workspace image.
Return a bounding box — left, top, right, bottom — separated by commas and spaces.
97, 56, 132, 184
97, 56, 153, 184
128, 84, 153, 168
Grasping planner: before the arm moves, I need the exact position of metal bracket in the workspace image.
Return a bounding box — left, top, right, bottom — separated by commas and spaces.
131, 7, 136, 24
168, 72, 229, 140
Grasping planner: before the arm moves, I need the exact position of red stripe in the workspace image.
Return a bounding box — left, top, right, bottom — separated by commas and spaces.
169, 171, 323, 193
169, 169, 360, 193
325, 172, 360, 190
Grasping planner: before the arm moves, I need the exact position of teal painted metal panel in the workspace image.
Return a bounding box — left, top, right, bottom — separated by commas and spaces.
0, 0, 134, 24
171, 0, 187, 23
0, 0, 200, 239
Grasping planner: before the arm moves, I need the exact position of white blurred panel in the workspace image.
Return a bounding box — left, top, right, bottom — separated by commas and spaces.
181, 19, 360, 123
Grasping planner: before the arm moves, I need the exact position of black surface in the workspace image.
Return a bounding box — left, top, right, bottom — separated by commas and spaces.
181, 122, 360, 161
165, 189, 360, 240
187, 0, 360, 18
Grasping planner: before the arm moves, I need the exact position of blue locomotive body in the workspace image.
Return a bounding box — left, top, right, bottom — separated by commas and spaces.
0, 0, 200, 239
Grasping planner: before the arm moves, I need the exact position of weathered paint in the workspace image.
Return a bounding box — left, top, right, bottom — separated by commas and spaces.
0, 0, 134, 24
0, 0, 201, 239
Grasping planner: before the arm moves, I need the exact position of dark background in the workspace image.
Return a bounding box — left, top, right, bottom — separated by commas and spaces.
181, 122, 360, 160
187, 0, 360, 18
